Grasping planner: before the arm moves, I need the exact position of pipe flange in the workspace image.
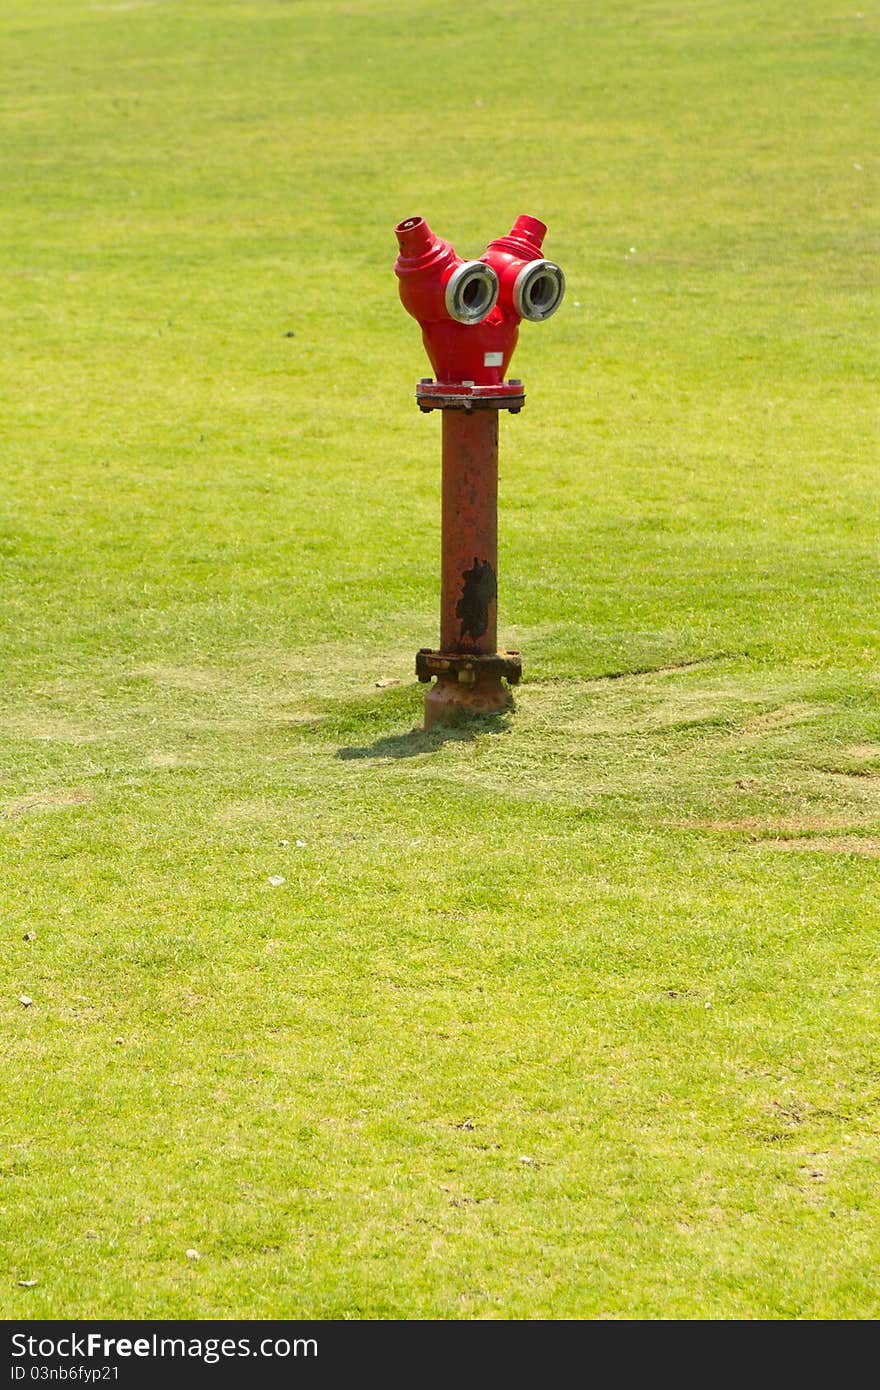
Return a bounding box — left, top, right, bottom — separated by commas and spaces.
416, 649, 522, 685
416, 380, 525, 413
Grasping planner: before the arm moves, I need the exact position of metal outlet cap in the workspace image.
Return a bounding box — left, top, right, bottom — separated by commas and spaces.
513, 259, 565, 321
445, 261, 499, 324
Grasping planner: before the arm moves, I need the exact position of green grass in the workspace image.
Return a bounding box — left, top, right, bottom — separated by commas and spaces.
1, 0, 878, 1319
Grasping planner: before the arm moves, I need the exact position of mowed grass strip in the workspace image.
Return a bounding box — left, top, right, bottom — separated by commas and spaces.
0, 0, 878, 1318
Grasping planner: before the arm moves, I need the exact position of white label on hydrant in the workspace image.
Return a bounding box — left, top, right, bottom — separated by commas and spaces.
483, 351, 504, 367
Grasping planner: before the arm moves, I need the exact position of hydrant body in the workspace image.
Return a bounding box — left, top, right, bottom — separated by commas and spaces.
394, 215, 564, 729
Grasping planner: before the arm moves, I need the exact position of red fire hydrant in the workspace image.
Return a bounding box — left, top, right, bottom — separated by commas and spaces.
394, 214, 564, 729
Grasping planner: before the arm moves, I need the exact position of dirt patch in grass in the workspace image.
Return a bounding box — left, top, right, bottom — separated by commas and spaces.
2, 788, 94, 818
827, 768, 880, 780
761, 837, 880, 858
689, 816, 859, 835
135, 664, 225, 693
739, 703, 822, 736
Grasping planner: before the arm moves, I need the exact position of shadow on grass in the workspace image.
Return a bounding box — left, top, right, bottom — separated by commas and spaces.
336, 710, 512, 760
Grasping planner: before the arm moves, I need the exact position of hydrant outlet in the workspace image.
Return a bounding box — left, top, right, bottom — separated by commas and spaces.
445, 261, 500, 324
513, 259, 566, 321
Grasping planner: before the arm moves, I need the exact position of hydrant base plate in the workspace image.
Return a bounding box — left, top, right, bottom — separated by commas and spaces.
423, 672, 513, 730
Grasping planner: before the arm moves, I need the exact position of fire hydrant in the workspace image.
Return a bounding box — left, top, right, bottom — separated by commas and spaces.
394, 214, 564, 729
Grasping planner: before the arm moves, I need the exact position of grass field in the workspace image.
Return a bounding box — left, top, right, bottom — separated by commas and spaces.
1, 0, 878, 1319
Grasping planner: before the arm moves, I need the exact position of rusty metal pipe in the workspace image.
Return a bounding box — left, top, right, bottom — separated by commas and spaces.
421, 408, 509, 729
440, 410, 498, 656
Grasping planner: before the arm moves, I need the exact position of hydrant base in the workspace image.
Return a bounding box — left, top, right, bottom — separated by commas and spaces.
416, 648, 521, 686
423, 673, 512, 731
